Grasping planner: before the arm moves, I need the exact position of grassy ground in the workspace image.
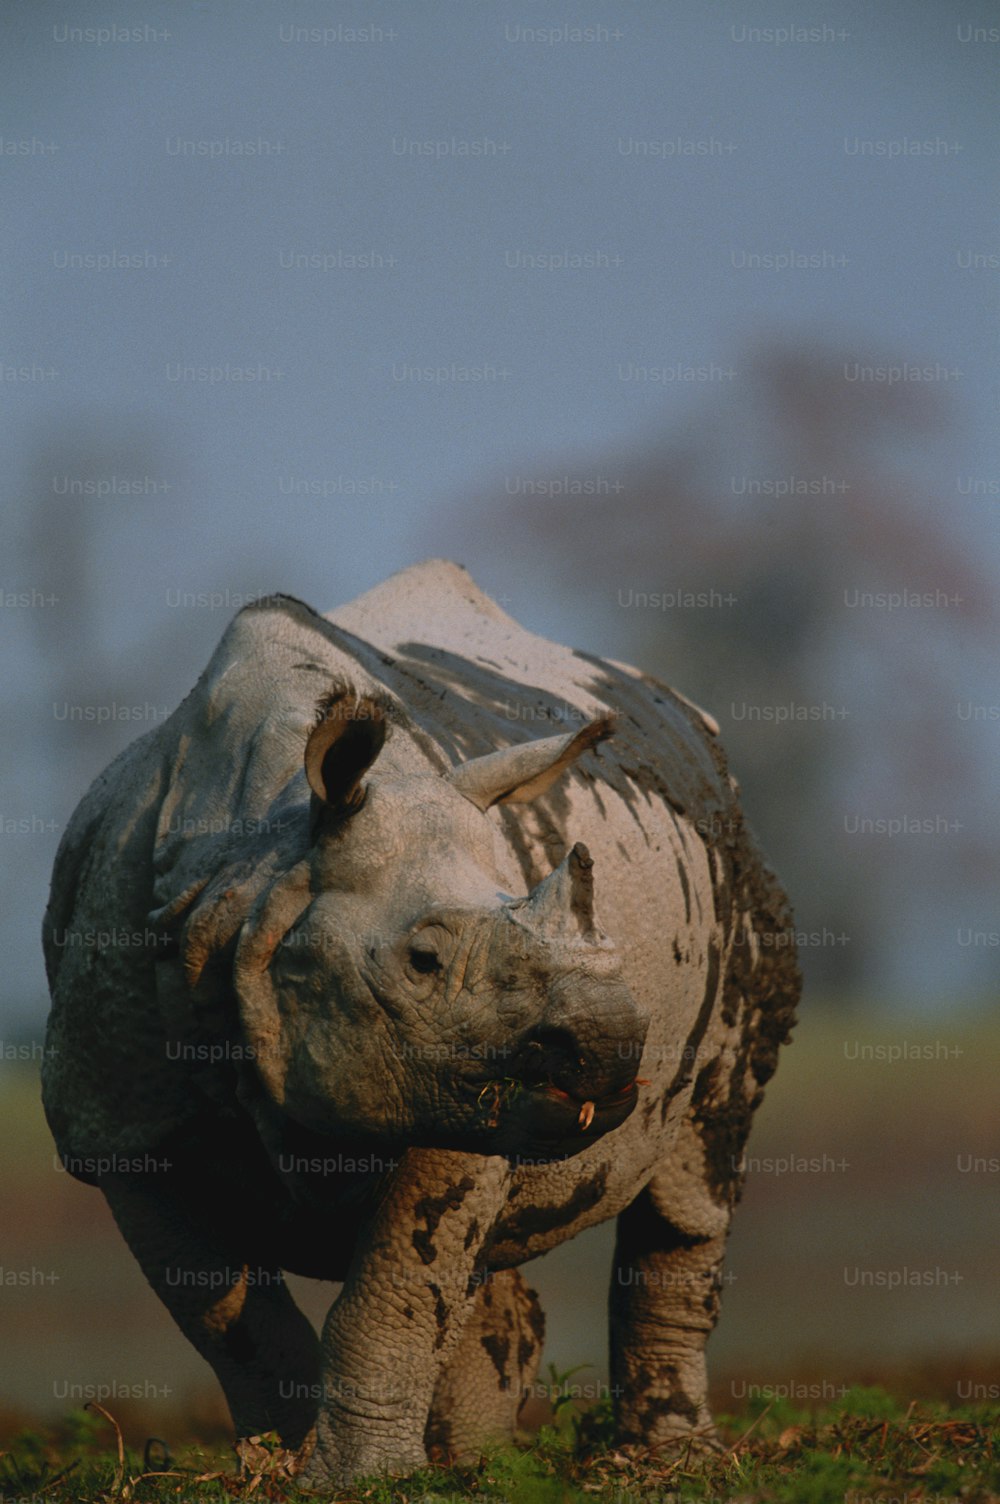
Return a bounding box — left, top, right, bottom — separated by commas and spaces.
2, 1384, 998, 1503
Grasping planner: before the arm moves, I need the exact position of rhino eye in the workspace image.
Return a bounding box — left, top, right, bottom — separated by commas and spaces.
409, 945, 442, 976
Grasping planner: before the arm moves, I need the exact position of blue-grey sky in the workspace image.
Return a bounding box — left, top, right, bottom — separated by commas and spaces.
3, 0, 997, 1026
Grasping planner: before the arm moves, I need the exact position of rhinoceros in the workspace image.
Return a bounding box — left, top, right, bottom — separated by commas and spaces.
42, 558, 799, 1486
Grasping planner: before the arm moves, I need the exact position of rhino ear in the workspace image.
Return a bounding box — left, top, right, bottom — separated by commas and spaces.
305, 691, 388, 809
448, 714, 615, 812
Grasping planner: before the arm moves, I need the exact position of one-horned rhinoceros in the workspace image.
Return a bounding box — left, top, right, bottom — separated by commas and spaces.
42, 558, 799, 1486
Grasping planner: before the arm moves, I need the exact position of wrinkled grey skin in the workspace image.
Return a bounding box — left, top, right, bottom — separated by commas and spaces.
42, 560, 799, 1487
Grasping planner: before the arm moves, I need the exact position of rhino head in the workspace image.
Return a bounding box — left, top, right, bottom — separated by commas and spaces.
232, 691, 648, 1160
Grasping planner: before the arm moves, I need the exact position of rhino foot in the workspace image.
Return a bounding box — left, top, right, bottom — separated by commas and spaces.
294, 1432, 429, 1492
624, 1414, 725, 1456
291, 1404, 430, 1491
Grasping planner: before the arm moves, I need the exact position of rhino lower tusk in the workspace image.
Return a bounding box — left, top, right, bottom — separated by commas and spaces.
577, 1101, 596, 1131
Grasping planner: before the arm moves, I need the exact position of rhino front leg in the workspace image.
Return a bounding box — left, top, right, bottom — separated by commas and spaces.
609, 1147, 731, 1451
425, 1267, 545, 1462
101, 1174, 321, 1446
300, 1148, 512, 1489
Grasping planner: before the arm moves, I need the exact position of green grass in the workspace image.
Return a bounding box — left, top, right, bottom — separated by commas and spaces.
2, 1388, 997, 1504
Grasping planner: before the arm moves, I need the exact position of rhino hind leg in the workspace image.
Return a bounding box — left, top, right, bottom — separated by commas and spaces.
424, 1268, 545, 1462
101, 1174, 321, 1448
608, 1118, 736, 1454
610, 836, 800, 1452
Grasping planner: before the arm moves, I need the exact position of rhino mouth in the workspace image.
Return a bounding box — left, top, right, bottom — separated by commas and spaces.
469, 1073, 640, 1152
525, 1077, 639, 1138
456, 1018, 645, 1154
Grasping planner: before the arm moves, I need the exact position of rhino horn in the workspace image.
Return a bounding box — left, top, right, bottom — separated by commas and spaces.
448, 714, 615, 812
518, 842, 600, 942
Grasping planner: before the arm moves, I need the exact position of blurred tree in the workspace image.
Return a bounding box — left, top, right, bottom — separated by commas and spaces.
4, 419, 265, 1029
448, 344, 998, 1000
24, 422, 166, 778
